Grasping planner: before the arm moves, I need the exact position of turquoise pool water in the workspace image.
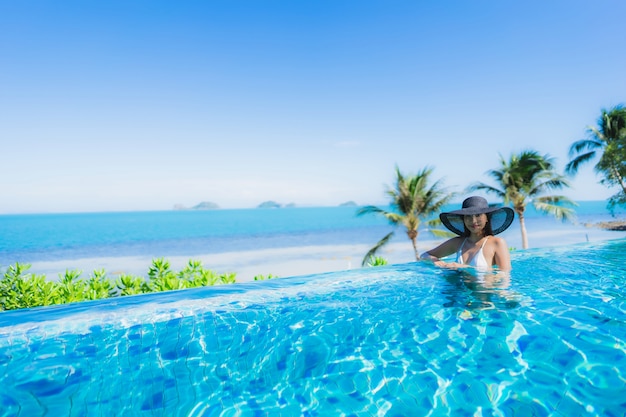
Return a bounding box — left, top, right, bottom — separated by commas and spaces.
1, 240, 625, 416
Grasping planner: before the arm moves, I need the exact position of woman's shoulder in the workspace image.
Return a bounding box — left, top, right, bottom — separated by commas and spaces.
487, 235, 507, 247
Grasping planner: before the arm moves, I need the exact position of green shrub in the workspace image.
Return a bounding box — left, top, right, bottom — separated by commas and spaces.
366, 256, 388, 267
57, 270, 88, 303
253, 274, 278, 281
0, 258, 240, 311
178, 260, 220, 287
116, 274, 148, 296
146, 258, 183, 292
219, 272, 237, 284
0, 264, 60, 310
85, 270, 116, 300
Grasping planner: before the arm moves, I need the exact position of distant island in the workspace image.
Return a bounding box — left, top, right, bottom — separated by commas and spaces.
173, 201, 220, 210
256, 201, 358, 208
173, 200, 359, 210
257, 201, 281, 209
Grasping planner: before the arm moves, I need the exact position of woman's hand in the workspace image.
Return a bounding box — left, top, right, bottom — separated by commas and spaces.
433, 261, 468, 269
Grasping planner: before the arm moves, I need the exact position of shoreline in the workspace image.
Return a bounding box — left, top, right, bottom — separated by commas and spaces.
593, 219, 626, 231
24, 242, 417, 283
20, 223, 626, 283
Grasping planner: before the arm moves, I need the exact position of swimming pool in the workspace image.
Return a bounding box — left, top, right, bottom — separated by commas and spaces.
1, 239, 625, 416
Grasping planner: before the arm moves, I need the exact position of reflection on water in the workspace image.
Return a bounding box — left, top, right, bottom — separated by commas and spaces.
439, 268, 522, 311
0, 240, 625, 416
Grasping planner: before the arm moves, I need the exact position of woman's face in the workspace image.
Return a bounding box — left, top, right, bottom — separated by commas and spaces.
463, 213, 487, 234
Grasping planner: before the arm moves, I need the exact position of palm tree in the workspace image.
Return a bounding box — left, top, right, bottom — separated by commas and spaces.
357, 166, 455, 265
566, 105, 626, 208
469, 150, 576, 249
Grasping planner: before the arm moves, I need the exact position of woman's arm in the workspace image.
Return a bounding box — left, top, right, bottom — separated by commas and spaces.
491, 236, 512, 271
420, 238, 461, 265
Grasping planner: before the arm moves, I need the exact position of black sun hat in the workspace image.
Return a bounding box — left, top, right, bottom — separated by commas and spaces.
439, 196, 515, 236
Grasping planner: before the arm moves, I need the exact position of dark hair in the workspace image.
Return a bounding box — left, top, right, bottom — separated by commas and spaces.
461, 213, 495, 237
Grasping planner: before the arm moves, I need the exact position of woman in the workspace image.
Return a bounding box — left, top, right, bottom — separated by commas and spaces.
420, 196, 514, 271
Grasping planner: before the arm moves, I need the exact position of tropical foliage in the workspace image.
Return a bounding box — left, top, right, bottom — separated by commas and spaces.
469, 150, 576, 249
357, 166, 455, 265
365, 256, 388, 267
566, 105, 626, 209
254, 274, 278, 280
0, 259, 238, 311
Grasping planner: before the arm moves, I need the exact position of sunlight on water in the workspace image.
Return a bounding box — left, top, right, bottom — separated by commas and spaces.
1, 239, 625, 416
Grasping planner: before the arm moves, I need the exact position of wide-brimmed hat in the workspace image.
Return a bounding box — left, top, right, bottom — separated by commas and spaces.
439, 196, 514, 235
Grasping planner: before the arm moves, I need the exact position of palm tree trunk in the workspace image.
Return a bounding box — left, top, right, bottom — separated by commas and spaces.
609, 164, 626, 195
407, 229, 419, 260
518, 212, 529, 249
411, 238, 419, 260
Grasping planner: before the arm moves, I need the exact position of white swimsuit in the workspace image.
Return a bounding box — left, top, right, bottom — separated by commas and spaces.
456, 237, 491, 270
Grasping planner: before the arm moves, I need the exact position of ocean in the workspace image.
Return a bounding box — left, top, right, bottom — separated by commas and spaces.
1, 201, 625, 281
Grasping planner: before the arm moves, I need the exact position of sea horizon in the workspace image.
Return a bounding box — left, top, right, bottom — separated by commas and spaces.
1, 197, 621, 216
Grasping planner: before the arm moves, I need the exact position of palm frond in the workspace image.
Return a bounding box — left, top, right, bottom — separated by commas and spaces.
356, 206, 400, 225
429, 228, 456, 238
475, 149, 582, 247
568, 139, 602, 157
359, 165, 454, 260
532, 199, 577, 222
467, 182, 505, 198
361, 232, 395, 267
423, 218, 456, 238
533, 195, 578, 206
565, 151, 597, 175
355, 205, 386, 216
424, 218, 442, 228
568, 106, 626, 180
527, 175, 571, 196
608, 191, 626, 212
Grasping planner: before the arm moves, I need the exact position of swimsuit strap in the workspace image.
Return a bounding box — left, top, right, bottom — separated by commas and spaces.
459, 237, 488, 265
456, 238, 467, 264
458, 237, 489, 265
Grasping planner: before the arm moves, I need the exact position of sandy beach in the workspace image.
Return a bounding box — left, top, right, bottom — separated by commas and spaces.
27, 242, 408, 283
25, 222, 626, 283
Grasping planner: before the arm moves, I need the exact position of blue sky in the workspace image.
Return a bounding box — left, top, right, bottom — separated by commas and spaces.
1, 1, 625, 213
